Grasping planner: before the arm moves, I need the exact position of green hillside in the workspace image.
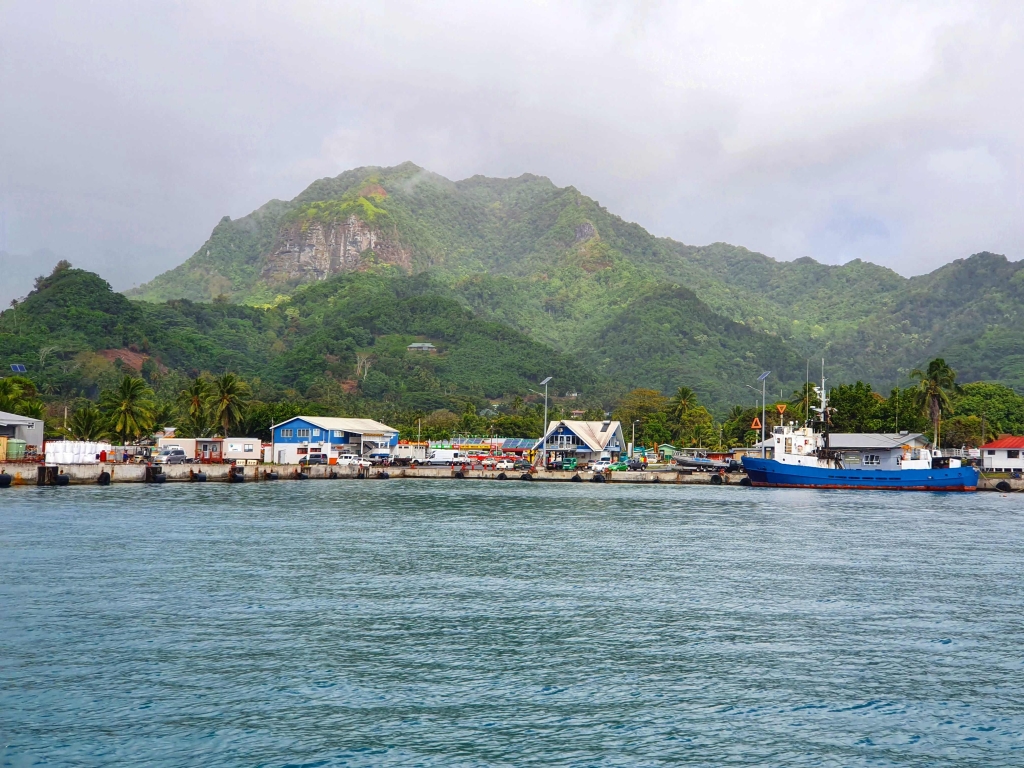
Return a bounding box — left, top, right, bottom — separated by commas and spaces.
128, 162, 1024, 397
0, 265, 605, 418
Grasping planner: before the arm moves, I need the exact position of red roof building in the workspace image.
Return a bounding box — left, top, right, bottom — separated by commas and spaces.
980, 435, 1024, 472
980, 436, 1024, 450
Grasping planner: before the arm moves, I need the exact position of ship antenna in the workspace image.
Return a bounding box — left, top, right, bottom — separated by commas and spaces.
821, 358, 829, 451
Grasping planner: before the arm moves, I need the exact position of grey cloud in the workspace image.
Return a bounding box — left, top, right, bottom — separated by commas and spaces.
2, 0, 1023, 307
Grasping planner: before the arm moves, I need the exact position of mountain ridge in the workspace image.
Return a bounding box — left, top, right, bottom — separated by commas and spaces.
127, 162, 1024, 395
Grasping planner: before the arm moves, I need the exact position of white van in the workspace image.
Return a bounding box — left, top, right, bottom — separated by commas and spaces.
426, 449, 469, 466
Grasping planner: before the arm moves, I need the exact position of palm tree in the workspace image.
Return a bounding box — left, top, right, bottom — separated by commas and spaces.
511, 395, 523, 414
789, 383, 819, 422
208, 373, 251, 437
68, 404, 110, 441
0, 377, 26, 412
177, 377, 211, 422
100, 375, 156, 443
0, 376, 45, 419
910, 358, 960, 447
669, 386, 697, 422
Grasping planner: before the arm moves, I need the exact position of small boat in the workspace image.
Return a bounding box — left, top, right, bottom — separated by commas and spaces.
741, 377, 978, 492
673, 452, 741, 472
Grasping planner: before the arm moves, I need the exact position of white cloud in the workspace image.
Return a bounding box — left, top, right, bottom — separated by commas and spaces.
1, 0, 1022, 303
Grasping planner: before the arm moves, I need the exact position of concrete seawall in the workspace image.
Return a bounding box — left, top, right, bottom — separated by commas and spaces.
0, 463, 724, 486
3, 462, 1018, 491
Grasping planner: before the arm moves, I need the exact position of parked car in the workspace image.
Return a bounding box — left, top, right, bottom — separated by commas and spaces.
591, 460, 611, 473
608, 461, 629, 471
335, 454, 360, 465
495, 458, 515, 470
480, 456, 497, 468
153, 448, 188, 465
513, 459, 533, 471
299, 453, 328, 466
627, 458, 646, 471
561, 457, 578, 471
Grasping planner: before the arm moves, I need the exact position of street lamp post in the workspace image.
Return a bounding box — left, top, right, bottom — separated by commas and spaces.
757, 371, 771, 458
632, 419, 640, 459
537, 377, 552, 468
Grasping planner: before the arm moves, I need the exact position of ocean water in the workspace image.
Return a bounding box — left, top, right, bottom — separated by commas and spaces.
1, 481, 1022, 766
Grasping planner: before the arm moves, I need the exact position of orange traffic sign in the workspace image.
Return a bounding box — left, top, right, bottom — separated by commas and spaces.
751, 417, 762, 429
776, 403, 787, 415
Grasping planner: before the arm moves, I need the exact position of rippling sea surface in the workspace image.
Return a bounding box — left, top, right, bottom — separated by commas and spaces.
1, 481, 1022, 766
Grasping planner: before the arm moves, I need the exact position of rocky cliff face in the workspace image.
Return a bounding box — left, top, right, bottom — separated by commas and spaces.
261, 216, 411, 284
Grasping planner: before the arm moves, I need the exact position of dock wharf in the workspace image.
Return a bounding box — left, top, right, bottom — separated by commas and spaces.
0, 462, 731, 486
1, 463, 1018, 491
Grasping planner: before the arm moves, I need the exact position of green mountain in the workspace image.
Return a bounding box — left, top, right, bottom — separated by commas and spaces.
119, 162, 1024, 401
0, 266, 604, 419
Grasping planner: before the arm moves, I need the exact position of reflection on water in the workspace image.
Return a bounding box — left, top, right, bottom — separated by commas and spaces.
1, 482, 1022, 765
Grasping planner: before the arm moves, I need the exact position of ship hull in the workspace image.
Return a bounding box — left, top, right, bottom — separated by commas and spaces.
741, 457, 979, 492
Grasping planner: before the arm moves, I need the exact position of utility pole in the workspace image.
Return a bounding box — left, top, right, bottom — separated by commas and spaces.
538, 377, 552, 468
758, 371, 770, 458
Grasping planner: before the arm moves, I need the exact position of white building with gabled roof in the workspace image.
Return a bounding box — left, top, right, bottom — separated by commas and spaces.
534, 419, 625, 465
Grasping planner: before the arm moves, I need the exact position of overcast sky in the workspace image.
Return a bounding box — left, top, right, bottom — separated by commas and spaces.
2, 0, 1022, 305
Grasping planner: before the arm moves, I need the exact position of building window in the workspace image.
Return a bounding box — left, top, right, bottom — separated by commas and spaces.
297, 429, 311, 438
297, 447, 308, 455
987, 450, 995, 455
864, 454, 881, 465
244, 444, 254, 452
333, 430, 343, 438
312, 429, 320, 437
1008, 450, 1020, 459
280, 429, 293, 438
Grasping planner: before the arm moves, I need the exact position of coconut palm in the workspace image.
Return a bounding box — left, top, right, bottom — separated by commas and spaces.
99, 375, 156, 443
208, 373, 251, 438
910, 358, 960, 447
177, 377, 211, 421
0, 376, 46, 420
68, 404, 111, 441
789, 383, 820, 423
669, 386, 697, 422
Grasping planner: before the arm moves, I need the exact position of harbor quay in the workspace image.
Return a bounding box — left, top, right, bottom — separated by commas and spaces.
1, 461, 1020, 490
0, 462, 731, 486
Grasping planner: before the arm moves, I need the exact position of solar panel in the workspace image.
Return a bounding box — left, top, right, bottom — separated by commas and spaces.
10, 364, 27, 373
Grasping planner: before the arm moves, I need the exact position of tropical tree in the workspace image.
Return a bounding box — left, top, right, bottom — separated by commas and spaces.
910, 358, 961, 447
669, 386, 697, 422
151, 402, 177, 433
68, 404, 111, 441
208, 373, 252, 437
0, 376, 46, 419
178, 377, 211, 420
99, 375, 156, 443
789, 383, 820, 423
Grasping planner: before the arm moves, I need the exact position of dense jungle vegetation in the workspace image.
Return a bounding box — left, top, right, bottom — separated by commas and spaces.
4, 262, 1024, 449
129, 163, 1024, 399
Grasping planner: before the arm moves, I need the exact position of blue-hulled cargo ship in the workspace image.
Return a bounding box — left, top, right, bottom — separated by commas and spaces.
741, 381, 979, 492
